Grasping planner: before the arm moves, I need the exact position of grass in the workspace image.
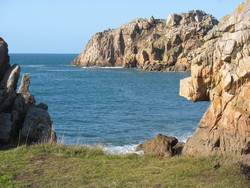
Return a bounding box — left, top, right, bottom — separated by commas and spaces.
0, 144, 249, 188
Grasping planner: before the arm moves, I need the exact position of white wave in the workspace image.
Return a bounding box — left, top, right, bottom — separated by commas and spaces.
47, 69, 82, 72
22, 65, 46, 68
176, 132, 194, 143
103, 144, 144, 155
70, 143, 143, 155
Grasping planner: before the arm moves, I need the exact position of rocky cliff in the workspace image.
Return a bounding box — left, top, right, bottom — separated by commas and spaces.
72, 10, 218, 71
0, 38, 56, 147
180, 1, 250, 156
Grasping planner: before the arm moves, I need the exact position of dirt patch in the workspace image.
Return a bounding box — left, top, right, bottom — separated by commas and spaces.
29, 154, 50, 164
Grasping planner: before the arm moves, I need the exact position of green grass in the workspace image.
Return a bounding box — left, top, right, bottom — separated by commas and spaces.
0, 144, 249, 187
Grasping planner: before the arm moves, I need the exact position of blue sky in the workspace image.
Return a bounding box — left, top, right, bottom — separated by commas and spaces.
0, 0, 244, 53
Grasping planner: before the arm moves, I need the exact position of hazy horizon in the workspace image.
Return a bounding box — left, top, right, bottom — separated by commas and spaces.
0, 0, 245, 53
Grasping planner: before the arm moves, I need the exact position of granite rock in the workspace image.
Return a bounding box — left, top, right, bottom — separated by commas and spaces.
72, 10, 218, 72
0, 38, 56, 146
180, 1, 250, 156
136, 134, 182, 157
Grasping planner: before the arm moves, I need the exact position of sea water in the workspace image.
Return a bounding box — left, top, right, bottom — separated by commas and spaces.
10, 54, 209, 154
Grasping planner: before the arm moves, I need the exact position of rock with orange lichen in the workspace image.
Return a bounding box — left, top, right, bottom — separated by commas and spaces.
136, 134, 184, 157
180, 1, 250, 156
72, 10, 218, 72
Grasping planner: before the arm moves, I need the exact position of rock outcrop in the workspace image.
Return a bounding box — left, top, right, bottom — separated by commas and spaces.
136, 134, 184, 157
0, 38, 56, 146
180, 1, 250, 156
240, 156, 250, 180
72, 10, 218, 72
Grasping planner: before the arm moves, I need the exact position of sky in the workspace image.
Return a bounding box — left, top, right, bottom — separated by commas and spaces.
0, 0, 245, 53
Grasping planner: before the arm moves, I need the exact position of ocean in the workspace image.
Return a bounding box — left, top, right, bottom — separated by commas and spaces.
10, 54, 209, 154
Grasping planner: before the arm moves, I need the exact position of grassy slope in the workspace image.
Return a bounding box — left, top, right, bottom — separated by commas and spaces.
0, 144, 249, 188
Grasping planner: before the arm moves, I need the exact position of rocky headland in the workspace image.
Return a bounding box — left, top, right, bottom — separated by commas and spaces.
0, 38, 56, 147
180, 1, 250, 156
72, 1, 250, 159
72, 10, 218, 72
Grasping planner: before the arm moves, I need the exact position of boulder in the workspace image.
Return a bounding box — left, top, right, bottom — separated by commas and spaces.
240, 162, 250, 180
21, 106, 56, 144
0, 113, 12, 143
0, 65, 20, 112
72, 10, 218, 72
136, 134, 181, 157
36, 102, 48, 111
173, 142, 185, 155
180, 1, 250, 156
240, 155, 250, 180
0, 38, 57, 147
16, 74, 55, 144
0, 92, 16, 112
0, 38, 10, 82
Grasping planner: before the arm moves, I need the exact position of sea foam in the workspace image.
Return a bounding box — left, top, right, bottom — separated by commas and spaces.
103, 144, 144, 155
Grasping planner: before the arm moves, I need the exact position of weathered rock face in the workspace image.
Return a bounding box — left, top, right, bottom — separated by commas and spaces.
180, 1, 250, 156
0, 38, 10, 81
0, 38, 56, 146
136, 134, 184, 157
21, 106, 56, 143
72, 10, 218, 72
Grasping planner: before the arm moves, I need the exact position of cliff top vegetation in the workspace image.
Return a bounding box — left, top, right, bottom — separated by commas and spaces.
0, 144, 249, 187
